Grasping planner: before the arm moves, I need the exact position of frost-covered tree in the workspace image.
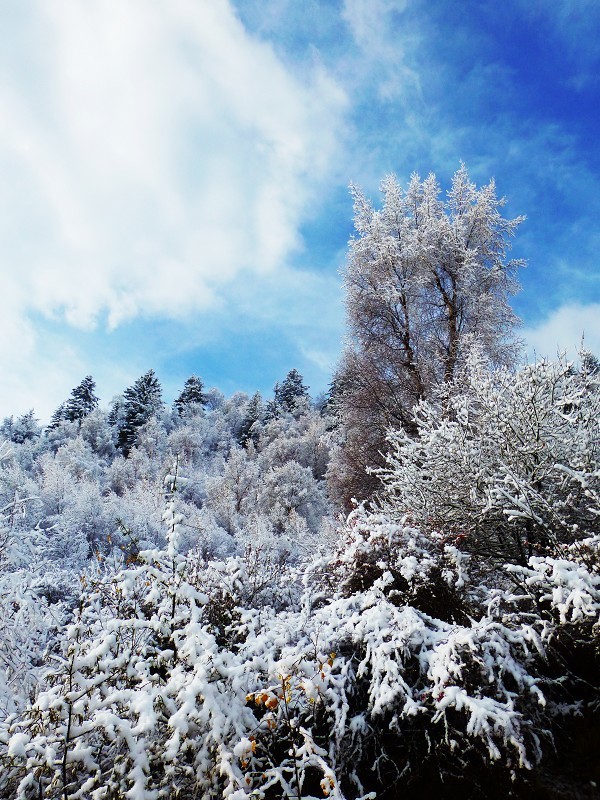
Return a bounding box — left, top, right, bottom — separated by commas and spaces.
274, 368, 310, 415
331, 165, 524, 507
117, 370, 164, 456
47, 377, 99, 431
174, 375, 206, 416
79, 408, 116, 460
319, 376, 347, 424
63, 375, 99, 425
0, 411, 40, 445
205, 447, 260, 534
106, 394, 125, 427
265, 369, 311, 422
45, 404, 67, 433
238, 391, 264, 447
259, 461, 327, 534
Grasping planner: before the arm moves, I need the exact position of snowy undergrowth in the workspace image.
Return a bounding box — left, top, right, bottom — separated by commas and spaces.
4, 503, 596, 799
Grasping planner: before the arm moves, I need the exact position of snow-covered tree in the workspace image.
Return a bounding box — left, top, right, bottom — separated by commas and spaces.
117, 370, 164, 456
0, 411, 40, 445
63, 376, 99, 425
237, 391, 264, 447
277, 368, 310, 413
204, 447, 260, 535
47, 377, 99, 431
106, 394, 125, 427
331, 165, 524, 507
269, 369, 311, 419
45, 404, 67, 433
259, 461, 328, 534
174, 375, 206, 417
257, 408, 332, 481
79, 408, 116, 461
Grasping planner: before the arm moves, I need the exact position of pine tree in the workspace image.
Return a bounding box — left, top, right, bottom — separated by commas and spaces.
6, 410, 40, 444
320, 376, 347, 422
63, 376, 99, 426
47, 377, 99, 432
263, 389, 281, 422
106, 397, 122, 426
0, 416, 14, 440
174, 376, 206, 417
273, 369, 310, 415
238, 392, 263, 447
46, 404, 67, 432
117, 370, 164, 456
581, 349, 600, 377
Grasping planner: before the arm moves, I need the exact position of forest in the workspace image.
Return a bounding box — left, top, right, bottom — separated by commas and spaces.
0, 167, 599, 799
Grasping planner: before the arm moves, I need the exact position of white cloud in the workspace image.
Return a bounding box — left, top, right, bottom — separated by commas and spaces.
342, 0, 410, 51
0, 0, 347, 418
1, 2, 347, 306
523, 303, 600, 362
341, 0, 421, 102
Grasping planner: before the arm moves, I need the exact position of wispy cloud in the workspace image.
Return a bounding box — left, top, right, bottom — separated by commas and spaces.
341, 0, 423, 105
523, 303, 600, 361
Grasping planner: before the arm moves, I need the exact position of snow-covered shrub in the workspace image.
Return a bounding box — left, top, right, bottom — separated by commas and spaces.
308, 506, 471, 623
0, 463, 69, 721
379, 353, 600, 566
200, 541, 304, 618
506, 534, 600, 714
1, 501, 594, 799
266, 600, 545, 796
294, 511, 550, 796
0, 501, 257, 799
0, 495, 338, 799
0, 565, 66, 721
170, 503, 235, 560
508, 534, 600, 627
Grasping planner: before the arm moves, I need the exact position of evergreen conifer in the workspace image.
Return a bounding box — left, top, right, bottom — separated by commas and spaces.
174, 376, 206, 416
64, 376, 99, 426
273, 369, 310, 414
238, 392, 263, 447
117, 370, 164, 456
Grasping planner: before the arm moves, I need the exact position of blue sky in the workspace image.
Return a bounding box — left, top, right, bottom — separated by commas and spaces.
1, 0, 599, 420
